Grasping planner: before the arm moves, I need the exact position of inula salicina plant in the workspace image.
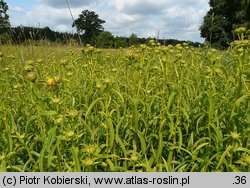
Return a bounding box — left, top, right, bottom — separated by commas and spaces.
0, 39, 249, 172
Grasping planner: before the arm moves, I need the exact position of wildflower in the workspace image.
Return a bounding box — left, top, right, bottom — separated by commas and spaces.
51, 97, 61, 104
3, 67, 10, 71
130, 153, 139, 162
112, 68, 118, 72
154, 49, 160, 54
46, 78, 57, 88
244, 155, 250, 165
104, 78, 112, 84
96, 49, 101, 53
230, 131, 240, 140
55, 115, 63, 124
182, 42, 188, 47
54, 76, 61, 83
85, 144, 96, 154
37, 58, 43, 63
24, 65, 33, 72
96, 82, 102, 89
175, 44, 183, 50
140, 44, 147, 50
0, 155, 5, 161
13, 83, 22, 89
83, 158, 94, 166
68, 109, 78, 118
67, 72, 73, 76
25, 60, 34, 65
60, 59, 68, 66
127, 51, 139, 61
148, 39, 156, 46
66, 131, 74, 138
234, 27, 246, 34
26, 71, 38, 82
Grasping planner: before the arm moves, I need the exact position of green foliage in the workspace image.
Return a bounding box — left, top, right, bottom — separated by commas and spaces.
200, 0, 250, 48
0, 0, 10, 29
114, 36, 128, 48
0, 32, 10, 44
0, 42, 249, 172
129, 33, 139, 46
96, 31, 114, 48
73, 10, 106, 44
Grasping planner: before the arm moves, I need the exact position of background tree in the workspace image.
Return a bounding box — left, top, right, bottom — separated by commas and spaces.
73, 10, 105, 44
114, 36, 128, 48
200, 0, 250, 48
129, 33, 139, 46
96, 31, 114, 48
0, 0, 10, 29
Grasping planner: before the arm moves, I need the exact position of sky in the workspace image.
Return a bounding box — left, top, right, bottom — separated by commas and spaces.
5, 0, 210, 43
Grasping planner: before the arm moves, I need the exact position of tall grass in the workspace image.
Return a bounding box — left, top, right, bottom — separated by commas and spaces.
0, 41, 249, 172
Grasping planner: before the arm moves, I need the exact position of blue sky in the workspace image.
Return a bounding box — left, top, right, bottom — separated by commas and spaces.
5, 0, 209, 42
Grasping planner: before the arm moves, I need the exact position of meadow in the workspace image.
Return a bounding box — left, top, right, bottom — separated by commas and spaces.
0, 41, 249, 172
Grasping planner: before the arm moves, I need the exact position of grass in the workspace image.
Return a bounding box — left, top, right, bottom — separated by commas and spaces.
0, 42, 249, 172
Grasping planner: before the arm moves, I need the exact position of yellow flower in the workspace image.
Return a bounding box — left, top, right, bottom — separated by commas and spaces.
46, 78, 57, 88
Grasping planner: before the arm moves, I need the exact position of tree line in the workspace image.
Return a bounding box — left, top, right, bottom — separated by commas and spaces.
1, 0, 249, 48
0, 26, 201, 48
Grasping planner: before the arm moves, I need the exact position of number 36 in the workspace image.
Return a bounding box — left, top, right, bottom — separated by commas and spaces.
234, 176, 246, 184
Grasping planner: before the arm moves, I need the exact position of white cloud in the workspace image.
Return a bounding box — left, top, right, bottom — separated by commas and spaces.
7, 0, 210, 42
55, 24, 70, 32
39, 0, 95, 8
9, 6, 24, 12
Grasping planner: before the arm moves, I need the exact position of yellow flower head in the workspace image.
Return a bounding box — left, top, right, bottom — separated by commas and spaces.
46, 78, 57, 88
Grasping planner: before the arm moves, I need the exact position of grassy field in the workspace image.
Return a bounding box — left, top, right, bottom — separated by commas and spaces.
0, 42, 249, 172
